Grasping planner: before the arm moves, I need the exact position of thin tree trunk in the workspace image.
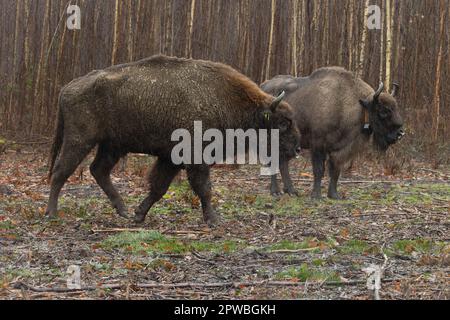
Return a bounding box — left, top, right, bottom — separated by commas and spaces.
127, 0, 133, 61
348, 0, 354, 70
432, 0, 446, 144
31, 0, 50, 135
357, 0, 370, 78
385, 0, 392, 90
379, 0, 385, 83
7, 0, 21, 131
111, 0, 120, 65
291, 0, 298, 76
186, 0, 196, 58
265, 0, 276, 80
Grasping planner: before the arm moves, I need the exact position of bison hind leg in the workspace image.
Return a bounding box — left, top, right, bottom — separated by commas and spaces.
134, 158, 181, 223
90, 143, 128, 218
311, 150, 326, 199
327, 157, 342, 200
46, 140, 95, 217
186, 165, 219, 227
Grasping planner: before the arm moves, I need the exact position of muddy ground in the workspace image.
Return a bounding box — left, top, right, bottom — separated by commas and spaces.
0, 148, 449, 300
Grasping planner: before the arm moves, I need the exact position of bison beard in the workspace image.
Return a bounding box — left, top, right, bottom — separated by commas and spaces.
46, 55, 300, 226
261, 67, 404, 199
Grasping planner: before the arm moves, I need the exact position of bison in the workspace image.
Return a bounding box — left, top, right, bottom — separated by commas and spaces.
46, 55, 300, 226
261, 67, 404, 199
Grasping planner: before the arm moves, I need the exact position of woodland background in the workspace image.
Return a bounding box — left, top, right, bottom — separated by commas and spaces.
0, 0, 449, 162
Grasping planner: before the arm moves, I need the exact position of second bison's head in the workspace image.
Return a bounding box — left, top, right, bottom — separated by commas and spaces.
261, 91, 301, 161
360, 83, 405, 151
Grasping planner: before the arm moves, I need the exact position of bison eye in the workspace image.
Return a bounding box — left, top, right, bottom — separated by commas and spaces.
378, 107, 391, 119
278, 118, 292, 132
379, 112, 388, 119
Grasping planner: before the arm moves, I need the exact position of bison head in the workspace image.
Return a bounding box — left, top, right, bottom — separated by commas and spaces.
360, 83, 405, 151
261, 91, 301, 160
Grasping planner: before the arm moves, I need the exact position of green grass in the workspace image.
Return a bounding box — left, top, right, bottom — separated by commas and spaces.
0, 220, 15, 230
275, 263, 340, 283
345, 183, 450, 206
1, 267, 64, 286
390, 239, 447, 255
338, 239, 373, 254
101, 231, 244, 254
266, 238, 323, 252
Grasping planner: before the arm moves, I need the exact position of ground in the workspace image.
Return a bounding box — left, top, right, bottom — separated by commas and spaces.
0, 147, 449, 300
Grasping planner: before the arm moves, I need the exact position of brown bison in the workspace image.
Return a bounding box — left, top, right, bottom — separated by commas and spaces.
261, 67, 404, 199
46, 55, 300, 226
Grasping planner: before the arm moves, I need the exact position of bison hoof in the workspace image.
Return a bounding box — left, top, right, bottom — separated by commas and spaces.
118, 211, 130, 219
133, 212, 146, 224
284, 188, 298, 197
311, 192, 322, 200
270, 188, 282, 197
327, 192, 341, 200
117, 209, 130, 219
205, 213, 220, 227
44, 208, 57, 218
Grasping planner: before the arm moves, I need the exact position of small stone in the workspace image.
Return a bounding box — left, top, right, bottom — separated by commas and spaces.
0, 184, 13, 195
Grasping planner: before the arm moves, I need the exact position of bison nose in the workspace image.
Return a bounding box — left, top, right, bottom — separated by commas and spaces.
397, 129, 405, 140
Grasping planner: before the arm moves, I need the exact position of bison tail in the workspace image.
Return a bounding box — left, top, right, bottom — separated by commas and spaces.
48, 106, 64, 181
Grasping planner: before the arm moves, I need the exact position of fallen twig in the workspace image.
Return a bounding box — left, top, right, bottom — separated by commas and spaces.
12, 278, 402, 293
267, 247, 321, 253
91, 228, 147, 233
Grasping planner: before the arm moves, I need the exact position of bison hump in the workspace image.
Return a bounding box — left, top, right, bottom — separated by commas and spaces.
93, 72, 129, 95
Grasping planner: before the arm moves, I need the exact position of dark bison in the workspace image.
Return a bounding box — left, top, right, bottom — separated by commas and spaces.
46, 55, 300, 226
261, 67, 404, 199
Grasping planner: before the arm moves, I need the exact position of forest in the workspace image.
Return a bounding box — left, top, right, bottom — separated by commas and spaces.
0, 0, 449, 301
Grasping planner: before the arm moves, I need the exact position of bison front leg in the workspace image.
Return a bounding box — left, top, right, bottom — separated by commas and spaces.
134, 159, 181, 223
90, 144, 128, 218
311, 150, 326, 199
280, 160, 298, 196
270, 174, 282, 196
327, 159, 341, 200
186, 165, 219, 227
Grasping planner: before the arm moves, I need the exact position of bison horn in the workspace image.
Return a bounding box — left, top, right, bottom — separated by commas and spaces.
270, 91, 286, 112
391, 82, 400, 97
373, 82, 384, 102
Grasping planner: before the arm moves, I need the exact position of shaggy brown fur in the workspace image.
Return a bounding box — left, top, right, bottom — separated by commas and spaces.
46, 55, 300, 226
261, 67, 404, 199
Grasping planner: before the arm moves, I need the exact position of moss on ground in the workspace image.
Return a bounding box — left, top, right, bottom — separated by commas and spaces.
101, 230, 244, 255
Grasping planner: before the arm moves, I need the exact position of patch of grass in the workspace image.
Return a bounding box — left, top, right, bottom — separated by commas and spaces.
267, 238, 321, 252
272, 196, 316, 216
165, 181, 194, 201
275, 263, 340, 283
3, 268, 35, 279
191, 240, 241, 253
338, 239, 372, 254
59, 196, 112, 217
312, 258, 326, 267
89, 261, 113, 272
0, 220, 15, 230
101, 231, 244, 254
390, 239, 446, 255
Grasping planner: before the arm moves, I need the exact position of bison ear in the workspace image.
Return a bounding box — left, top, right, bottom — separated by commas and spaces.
359, 99, 371, 110
261, 110, 272, 128
391, 82, 400, 97
270, 91, 286, 112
